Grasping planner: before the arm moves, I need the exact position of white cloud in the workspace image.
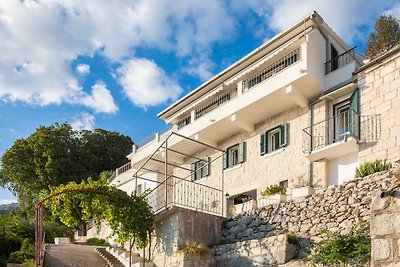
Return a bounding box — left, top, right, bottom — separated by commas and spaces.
70, 112, 96, 131
117, 58, 183, 109
79, 83, 118, 114
0, 0, 236, 109
385, 4, 400, 18
184, 55, 215, 81
245, 0, 400, 44
76, 64, 90, 75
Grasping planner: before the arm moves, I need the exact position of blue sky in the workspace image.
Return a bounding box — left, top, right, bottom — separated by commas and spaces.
1, 0, 400, 204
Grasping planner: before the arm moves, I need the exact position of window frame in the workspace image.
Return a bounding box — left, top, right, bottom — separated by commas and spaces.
191, 158, 210, 181
260, 124, 288, 155
223, 142, 246, 170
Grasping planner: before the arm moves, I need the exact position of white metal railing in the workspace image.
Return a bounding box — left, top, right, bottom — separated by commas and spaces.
243, 48, 301, 93
135, 124, 172, 150
195, 85, 238, 120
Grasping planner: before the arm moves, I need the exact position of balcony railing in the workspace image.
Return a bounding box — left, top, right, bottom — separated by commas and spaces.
195, 85, 238, 120
145, 175, 223, 216
116, 162, 131, 175
177, 114, 192, 130
243, 48, 301, 93
136, 124, 173, 150
302, 109, 359, 153
303, 110, 380, 154
325, 47, 356, 74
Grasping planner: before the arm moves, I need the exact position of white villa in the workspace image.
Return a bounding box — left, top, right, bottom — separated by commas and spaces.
91, 11, 400, 267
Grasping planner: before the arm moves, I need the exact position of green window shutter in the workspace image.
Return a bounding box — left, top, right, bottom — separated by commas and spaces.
349, 89, 359, 139
223, 152, 228, 170
203, 157, 210, 177
260, 132, 266, 155
280, 123, 289, 147
238, 142, 246, 163
191, 162, 196, 181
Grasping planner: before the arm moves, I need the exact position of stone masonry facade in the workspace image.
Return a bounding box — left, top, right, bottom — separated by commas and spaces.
358, 46, 400, 164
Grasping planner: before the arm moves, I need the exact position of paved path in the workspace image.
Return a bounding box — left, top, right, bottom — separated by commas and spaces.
45, 244, 109, 267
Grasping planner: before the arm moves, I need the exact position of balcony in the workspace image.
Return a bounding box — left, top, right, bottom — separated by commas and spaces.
303, 110, 380, 161
325, 47, 359, 90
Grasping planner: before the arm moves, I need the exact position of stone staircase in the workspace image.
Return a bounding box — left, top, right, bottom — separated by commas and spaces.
104, 247, 154, 267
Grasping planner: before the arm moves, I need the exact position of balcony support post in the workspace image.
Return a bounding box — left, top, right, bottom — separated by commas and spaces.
231, 114, 254, 133
194, 133, 217, 148
286, 85, 308, 108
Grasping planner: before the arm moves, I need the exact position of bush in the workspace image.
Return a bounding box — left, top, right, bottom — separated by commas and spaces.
261, 185, 286, 196
355, 159, 392, 178
312, 222, 370, 265
175, 241, 210, 255
8, 239, 35, 264
86, 237, 108, 246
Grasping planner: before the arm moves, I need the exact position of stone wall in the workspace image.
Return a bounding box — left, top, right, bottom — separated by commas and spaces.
222, 171, 392, 244
150, 209, 223, 267
358, 46, 400, 164
370, 167, 400, 266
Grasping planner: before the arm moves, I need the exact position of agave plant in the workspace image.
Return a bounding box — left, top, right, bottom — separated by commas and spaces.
261, 184, 286, 196
355, 159, 392, 178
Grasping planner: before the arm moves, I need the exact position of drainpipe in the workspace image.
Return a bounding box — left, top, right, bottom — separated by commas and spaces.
309, 104, 314, 186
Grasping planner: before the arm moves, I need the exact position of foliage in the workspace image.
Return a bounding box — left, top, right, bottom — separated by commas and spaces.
175, 241, 210, 255
261, 184, 286, 196
0, 207, 73, 266
8, 239, 35, 264
45, 174, 154, 249
0, 123, 133, 212
312, 222, 370, 266
241, 196, 252, 203
86, 237, 109, 246
365, 15, 400, 59
355, 159, 392, 178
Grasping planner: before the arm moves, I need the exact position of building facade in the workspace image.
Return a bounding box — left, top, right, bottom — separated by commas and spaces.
103, 11, 400, 266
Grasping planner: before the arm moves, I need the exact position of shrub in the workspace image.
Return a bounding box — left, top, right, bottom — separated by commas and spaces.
175, 241, 210, 255
287, 234, 300, 247
8, 239, 35, 264
312, 222, 370, 265
241, 196, 252, 203
355, 159, 392, 178
261, 185, 286, 196
86, 237, 108, 246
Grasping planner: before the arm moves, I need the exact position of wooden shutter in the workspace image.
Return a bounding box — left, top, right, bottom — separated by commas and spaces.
238, 142, 246, 163
191, 162, 196, 181
260, 132, 267, 155
223, 152, 228, 170
280, 123, 288, 147
349, 89, 359, 139
203, 157, 210, 177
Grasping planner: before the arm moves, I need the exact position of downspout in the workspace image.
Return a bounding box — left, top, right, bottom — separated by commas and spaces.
309, 104, 314, 186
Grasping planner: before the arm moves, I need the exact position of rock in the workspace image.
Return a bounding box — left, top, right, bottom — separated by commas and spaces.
237, 216, 254, 226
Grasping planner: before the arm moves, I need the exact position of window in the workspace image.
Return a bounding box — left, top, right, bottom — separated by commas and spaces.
333, 89, 359, 141
223, 142, 246, 169
260, 124, 288, 155
191, 158, 210, 181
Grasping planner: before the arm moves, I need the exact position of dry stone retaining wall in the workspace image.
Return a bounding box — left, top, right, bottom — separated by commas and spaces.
222, 171, 392, 244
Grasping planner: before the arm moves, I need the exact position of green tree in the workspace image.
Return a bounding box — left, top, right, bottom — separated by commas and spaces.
0, 123, 133, 211
365, 15, 400, 59
45, 175, 154, 263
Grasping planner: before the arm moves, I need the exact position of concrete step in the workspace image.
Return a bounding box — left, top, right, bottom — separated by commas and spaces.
94, 247, 125, 267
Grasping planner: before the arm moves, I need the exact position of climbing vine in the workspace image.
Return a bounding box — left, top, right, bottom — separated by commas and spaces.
43, 173, 154, 249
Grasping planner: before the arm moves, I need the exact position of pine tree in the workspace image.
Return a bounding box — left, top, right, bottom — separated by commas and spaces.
364, 15, 400, 59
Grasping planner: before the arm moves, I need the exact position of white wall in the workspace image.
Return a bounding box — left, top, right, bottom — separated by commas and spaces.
328, 152, 358, 186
